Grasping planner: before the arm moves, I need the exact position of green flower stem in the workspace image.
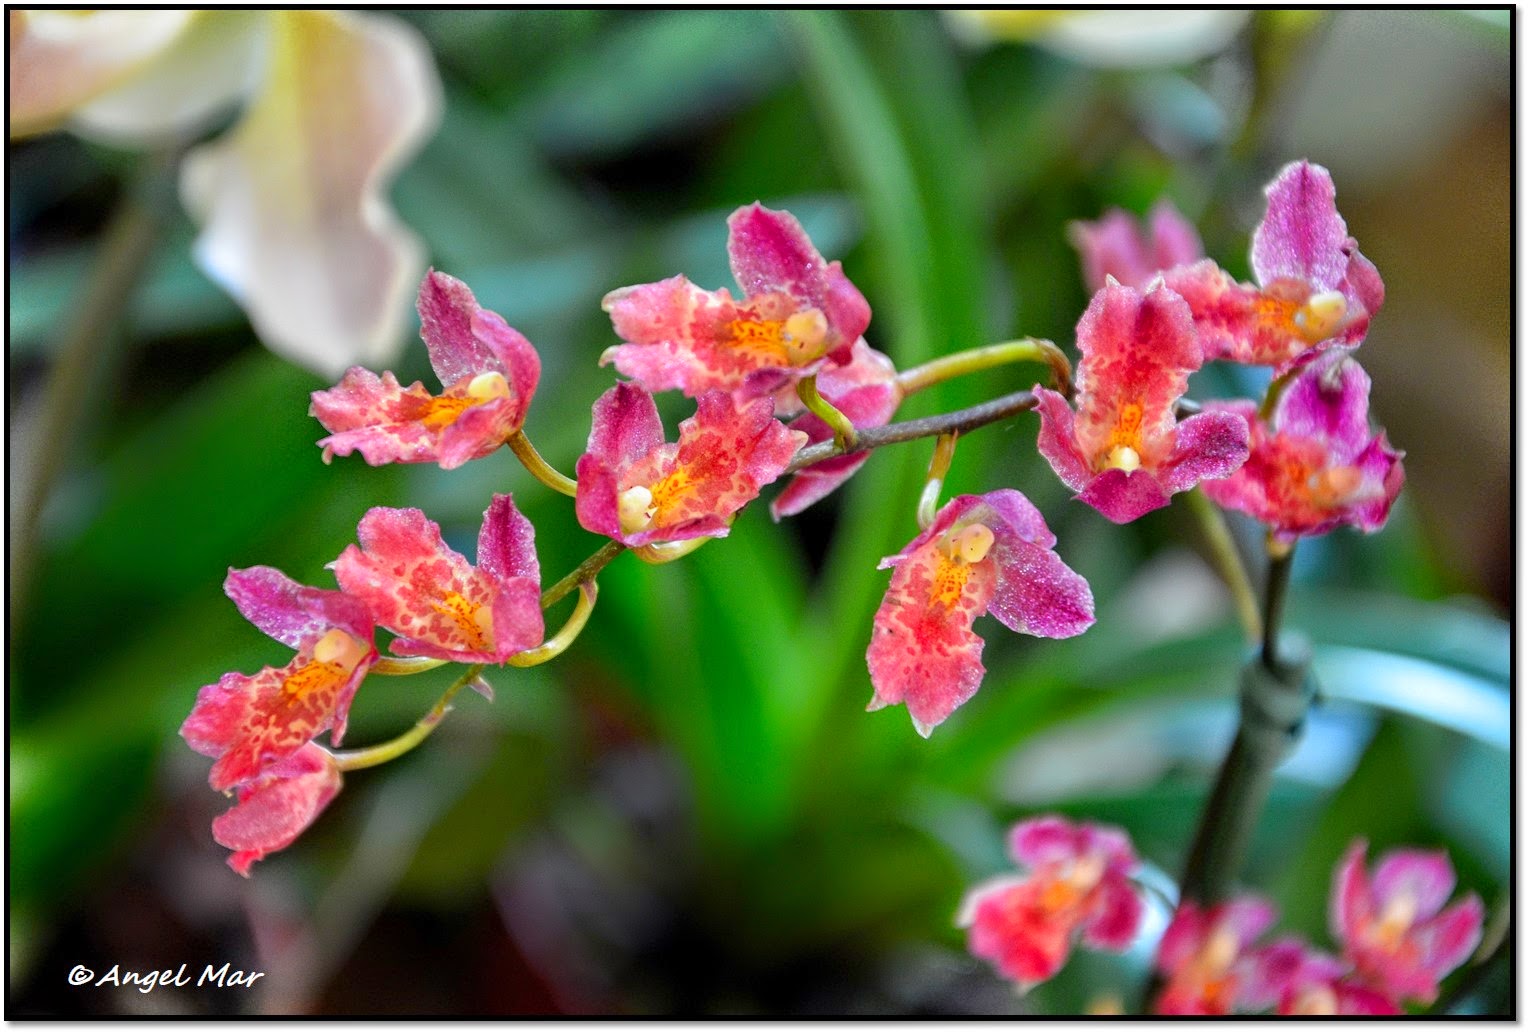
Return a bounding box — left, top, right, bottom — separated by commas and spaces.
11, 147, 182, 626
784, 388, 1039, 475
331, 664, 485, 772
371, 656, 450, 676
797, 373, 859, 450
506, 430, 578, 497
508, 581, 597, 667
895, 338, 1073, 398
1261, 540, 1295, 669
542, 539, 626, 610
915, 431, 959, 530
1183, 488, 1263, 644
1146, 542, 1312, 1011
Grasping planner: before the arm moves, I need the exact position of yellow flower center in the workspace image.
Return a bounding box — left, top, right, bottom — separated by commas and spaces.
1370, 891, 1418, 950
928, 523, 995, 608
419, 372, 512, 431
429, 591, 494, 652
727, 307, 829, 365
281, 629, 368, 705
1102, 402, 1145, 471
1294, 290, 1349, 343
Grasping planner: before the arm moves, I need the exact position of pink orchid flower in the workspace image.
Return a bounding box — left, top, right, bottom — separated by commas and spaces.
1256, 940, 1402, 1016
575, 382, 806, 548
866, 491, 1094, 736
211, 742, 343, 877
1163, 160, 1385, 372
960, 816, 1144, 990
1201, 350, 1405, 543
1035, 279, 1249, 524
311, 271, 541, 470
1069, 199, 1204, 293
770, 339, 903, 519
1153, 896, 1281, 1015
180, 567, 376, 791
1332, 840, 1484, 1005
332, 495, 544, 666
600, 203, 871, 400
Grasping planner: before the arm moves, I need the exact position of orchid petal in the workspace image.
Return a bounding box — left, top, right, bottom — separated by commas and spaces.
223, 565, 374, 650
180, 10, 442, 378
8, 9, 194, 138
1252, 160, 1351, 290
68, 11, 266, 145
212, 742, 342, 877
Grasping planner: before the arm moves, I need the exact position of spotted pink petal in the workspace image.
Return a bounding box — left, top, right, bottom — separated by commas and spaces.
211, 742, 342, 877
867, 492, 1092, 735
576, 385, 806, 548
964, 876, 1078, 988
311, 367, 523, 469
602, 204, 869, 398
1158, 409, 1253, 495
1010, 811, 1139, 881
1201, 352, 1402, 542
771, 340, 901, 520
866, 533, 995, 737
1164, 163, 1383, 372
727, 202, 871, 366
1161, 260, 1316, 368
1037, 281, 1238, 523
223, 565, 373, 651
1251, 160, 1351, 290
331, 500, 543, 665
416, 269, 541, 404
1076, 467, 1174, 524
181, 631, 373, 790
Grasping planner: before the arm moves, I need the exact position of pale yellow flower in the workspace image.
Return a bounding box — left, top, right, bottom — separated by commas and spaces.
10, 9, 443, 377
946, 9, 1250, 67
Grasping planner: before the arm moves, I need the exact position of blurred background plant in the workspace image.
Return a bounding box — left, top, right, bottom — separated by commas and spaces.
7, 9, 1509, 1016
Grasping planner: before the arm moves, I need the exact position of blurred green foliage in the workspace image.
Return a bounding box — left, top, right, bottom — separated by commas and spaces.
8, 9, 1508, 1016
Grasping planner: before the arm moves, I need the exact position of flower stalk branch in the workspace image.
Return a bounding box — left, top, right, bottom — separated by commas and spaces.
508, 582, 598, 667
916, 431, 959, 530
506, 430, 579, 497
330, 664, 486, 772
896, 337, 1073, 398
797, 373, 859, 450
1183, 488, 1262, 643
784, 389, 1039, 474
1172, 542, 1312, 911
542, 540, 627, 610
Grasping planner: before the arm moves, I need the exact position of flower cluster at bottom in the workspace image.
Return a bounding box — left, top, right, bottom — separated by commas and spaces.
181, 496, 543, 874
960, 817, 1485, 1016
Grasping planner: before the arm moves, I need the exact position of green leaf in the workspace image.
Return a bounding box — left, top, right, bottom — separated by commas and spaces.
528, 11, 788, 158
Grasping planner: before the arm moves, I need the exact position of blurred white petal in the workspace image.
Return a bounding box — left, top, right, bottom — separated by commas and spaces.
180, 10, 443, 377
8, 9, 194, 137
69, 11, 268, 145
948, 10, 1249, 67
